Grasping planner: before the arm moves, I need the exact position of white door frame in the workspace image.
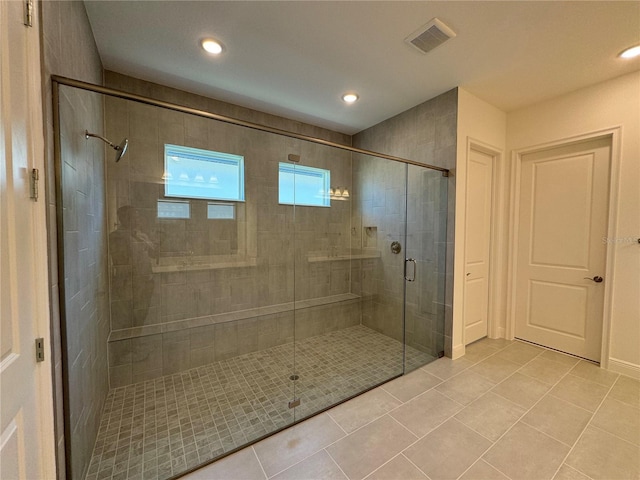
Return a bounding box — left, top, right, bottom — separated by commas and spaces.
506, 128, 622, 368
0, 0, 56, 476
461, 137, 505, 346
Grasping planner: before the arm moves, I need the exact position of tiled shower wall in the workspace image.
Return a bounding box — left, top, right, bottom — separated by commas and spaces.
40, 1, 108, 479
353, 89, 457, 356
103, 74, 362, 387
350, 155, 448, 355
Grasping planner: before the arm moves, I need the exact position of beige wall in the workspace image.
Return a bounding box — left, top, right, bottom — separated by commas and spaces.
453, 90, 507, 357
455, 75, 639, 376
506, 72, 640, 376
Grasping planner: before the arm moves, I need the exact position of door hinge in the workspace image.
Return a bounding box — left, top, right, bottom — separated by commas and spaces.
24, 0, 34, 27
30, 168, 39, 201
35, 338, 45, 362
288, 398, 301, 409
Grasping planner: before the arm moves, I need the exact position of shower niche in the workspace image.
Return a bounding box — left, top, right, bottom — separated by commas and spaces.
54, 79, 448, 480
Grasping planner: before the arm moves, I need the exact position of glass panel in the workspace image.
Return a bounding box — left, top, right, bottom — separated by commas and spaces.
57, 85, 298, 480
278, 162, 330, 207
56, 82, 449, 480
290, 149, 409, 421
404, 165, 449, 371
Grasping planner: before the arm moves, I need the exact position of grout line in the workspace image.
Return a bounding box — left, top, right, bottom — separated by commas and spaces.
401, 452, 434, 480
519, 419, 578, 449
323, 448, 351, 480
250, 446, 269, 480
456, 457, 512, 480
379, 385, 406, 404
387, 414, 421, 441
361, 452, 403, 480
559, 463, 596, 480
588, 423, 640, 448
262, 414, 346, 478
454, 351, 588, 480
545, 369, 618, 480
325, 410, 349, 436
545, 392, 600, 415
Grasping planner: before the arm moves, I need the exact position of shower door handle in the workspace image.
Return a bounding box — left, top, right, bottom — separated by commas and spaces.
405, 258, 417, 282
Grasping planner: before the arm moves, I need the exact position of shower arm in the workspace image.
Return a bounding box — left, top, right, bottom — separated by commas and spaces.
85, 130, 118, 150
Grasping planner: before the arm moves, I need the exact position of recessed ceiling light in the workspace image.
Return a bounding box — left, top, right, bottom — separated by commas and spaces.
342, 93, 359, 104
619, 44, 640, 59
201, 38, 223, 55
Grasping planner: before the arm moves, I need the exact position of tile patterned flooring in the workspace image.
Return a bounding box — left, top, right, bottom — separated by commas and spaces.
86, 325, 435, 480
182, 338, 640, 480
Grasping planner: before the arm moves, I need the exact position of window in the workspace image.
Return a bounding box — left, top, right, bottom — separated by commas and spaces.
164, 144, 244, 201
207, 202, 235, 220
157, 199, 190, 219
278, 163, 330, 207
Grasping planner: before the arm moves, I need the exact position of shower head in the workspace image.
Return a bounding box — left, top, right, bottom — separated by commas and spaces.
85, 130, 128, 162
114, 137, 128, 162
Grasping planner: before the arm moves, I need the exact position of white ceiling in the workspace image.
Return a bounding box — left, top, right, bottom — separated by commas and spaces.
84, 1, 640, 135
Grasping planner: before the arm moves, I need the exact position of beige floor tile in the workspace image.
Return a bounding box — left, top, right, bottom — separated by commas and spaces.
365, 454, 427, 480
464, 342, 501, 364
390, 390, 463, 437
271, 450, 347, 480
491, 372, 551, 409
455, 392, 526, 442
253, 413, 345, 477
477, 338, 515, 350
404, 419, 491, 480
493, 341, 543, 365
553, 464, 591, 480
382, 369, 442, 402
326, 415, 416, 480
470, 355, 522, 383
569, 361, 619, 387
180, 448, 266, 480
566, 426, 639, 480
609, 375, 640, 408
549, 374, 610, 412
436, 370, 496, 405
519, 357, 574, 385
591, 397, 640, 445
522, 395, 592, 446
459, 460, 509, 480
421, 357, 474, 380
539, 350, 580, 367
483, 422, 570, 480
328, 388, 401, 434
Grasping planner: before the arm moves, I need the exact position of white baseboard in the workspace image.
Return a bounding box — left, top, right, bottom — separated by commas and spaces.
607, 357, 640, 379
489, 327, 506, 339
452, 343, 466, 360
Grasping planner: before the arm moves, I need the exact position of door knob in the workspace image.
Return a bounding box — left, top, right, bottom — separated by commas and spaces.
584, 276, 604, 283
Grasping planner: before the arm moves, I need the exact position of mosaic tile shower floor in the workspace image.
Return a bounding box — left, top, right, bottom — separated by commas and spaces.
86, 325, 436, 480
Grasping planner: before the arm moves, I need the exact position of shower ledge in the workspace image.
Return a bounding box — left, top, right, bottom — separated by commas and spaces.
307, 251, 380, 263
108, 292, 367, 342
151, 256, 257, 273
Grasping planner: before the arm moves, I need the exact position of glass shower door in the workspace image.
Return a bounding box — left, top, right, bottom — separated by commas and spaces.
403, 165, 448, 371
289, 146, 410, 422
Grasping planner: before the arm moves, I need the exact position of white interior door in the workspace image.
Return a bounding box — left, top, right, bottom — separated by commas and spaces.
514, 137, 611, 362
464, 148, 493, 344
1, 1, 54, 479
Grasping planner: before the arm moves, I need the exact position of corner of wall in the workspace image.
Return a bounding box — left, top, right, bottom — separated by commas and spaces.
452, 89, 507, 354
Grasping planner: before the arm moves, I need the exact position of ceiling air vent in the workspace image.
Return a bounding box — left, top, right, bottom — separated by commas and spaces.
405, 18, 456, 55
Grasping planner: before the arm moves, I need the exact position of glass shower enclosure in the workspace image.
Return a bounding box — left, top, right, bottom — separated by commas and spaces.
53, 77, 448, 480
